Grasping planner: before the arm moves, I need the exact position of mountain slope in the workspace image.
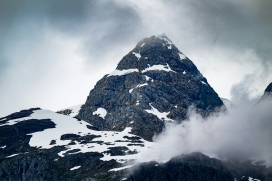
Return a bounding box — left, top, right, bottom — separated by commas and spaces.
258, 82, 272, 103
77, 34, 225, 141
0, 108, 157, 180
125, 152, 234, 181
0, 35, 270, 181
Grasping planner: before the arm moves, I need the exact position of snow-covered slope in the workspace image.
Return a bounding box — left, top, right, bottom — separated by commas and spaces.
0, 109, 159, 164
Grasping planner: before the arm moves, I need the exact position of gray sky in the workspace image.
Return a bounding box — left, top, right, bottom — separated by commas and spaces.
1, 0, 272, 116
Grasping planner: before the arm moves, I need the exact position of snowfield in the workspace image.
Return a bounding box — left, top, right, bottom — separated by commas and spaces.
1, 109, 161, 164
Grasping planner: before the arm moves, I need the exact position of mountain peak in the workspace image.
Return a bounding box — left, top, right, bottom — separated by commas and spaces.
77, 35, 225, 140
115, 35, 201, 78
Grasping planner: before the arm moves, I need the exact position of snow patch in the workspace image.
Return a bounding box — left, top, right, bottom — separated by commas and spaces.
248, 177, 261, 181
140, 43, 145, 47
129, 83, 148, 93
70, 166, 81, 170
201, 81, 207, 85
183, 71, 186, 75
123, 127, 132, 133
132, 52, 141, 60
93, 108, 107, 119
142, 64, 176, 73
6, 153, 20, 158
179, 53, 186, 60
145, 104, 174, 122
144, 75, 154, 82
0, 145, 6, 149
144, 75, 151, 81
107, 69, 139, 77
109, 165, 133, 172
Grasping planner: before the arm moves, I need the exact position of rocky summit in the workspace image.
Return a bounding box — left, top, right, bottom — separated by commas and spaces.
77, 34, 225, 141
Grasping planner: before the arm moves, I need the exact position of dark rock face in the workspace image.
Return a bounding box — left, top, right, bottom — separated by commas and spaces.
0, 149, 123, 181
60, 133, 102, 145
60, 134, 81, 140
0, 108, 41, 125
123, 152, 272, 181
124, 153, 272, 181
224, 159, 266, 181
258, 82, 272, 103
86, 125, 100, 131
0, 118, 56, 161
77, 35, 225, 141
265, 82, 272, 92
103, 146, 138, 156
125, 152, 234, 181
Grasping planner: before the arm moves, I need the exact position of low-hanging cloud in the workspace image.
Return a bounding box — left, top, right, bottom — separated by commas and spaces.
151, 100, 272, 166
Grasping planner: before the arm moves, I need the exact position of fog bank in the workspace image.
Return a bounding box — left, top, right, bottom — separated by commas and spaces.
151, 100, 272, 166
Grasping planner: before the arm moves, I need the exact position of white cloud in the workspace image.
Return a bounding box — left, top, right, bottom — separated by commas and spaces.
152, 100, 272, 166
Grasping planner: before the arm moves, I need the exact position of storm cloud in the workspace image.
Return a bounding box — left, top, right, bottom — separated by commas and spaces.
0, 0, 272, 116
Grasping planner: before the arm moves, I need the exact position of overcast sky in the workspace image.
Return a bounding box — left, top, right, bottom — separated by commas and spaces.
1, 0, 272, 117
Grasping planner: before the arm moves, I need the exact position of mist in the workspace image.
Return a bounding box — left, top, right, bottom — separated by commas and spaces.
148, 100, 272, 166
